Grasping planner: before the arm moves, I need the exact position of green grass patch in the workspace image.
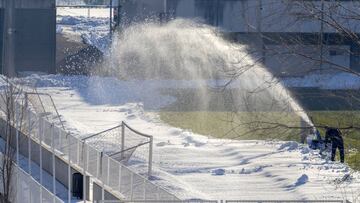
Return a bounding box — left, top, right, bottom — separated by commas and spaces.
159, 111, 360, 170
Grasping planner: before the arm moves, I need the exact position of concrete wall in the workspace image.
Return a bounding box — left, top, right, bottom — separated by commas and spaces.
14, 8, 56, 74
0, 8, 3, 75
119, 0, 360, 76
0, 118, 78, 190
93, 182, 119, 202
120, 0, 360, 33
0, 0, 56, 75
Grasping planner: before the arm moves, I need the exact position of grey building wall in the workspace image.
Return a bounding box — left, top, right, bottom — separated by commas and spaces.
0, 8, 3, 75
0, 0, 56, 75
119, 0, 360, 76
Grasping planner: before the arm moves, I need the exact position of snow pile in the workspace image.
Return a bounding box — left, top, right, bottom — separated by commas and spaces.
282, 72, 360, 89
212, 169, 225, 176
294, 174, 309, 186
56, 10, 111, 52
20, 74, 360, 201
278, 141, 299, 151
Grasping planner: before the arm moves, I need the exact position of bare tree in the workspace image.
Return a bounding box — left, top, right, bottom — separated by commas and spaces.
223, 0, 360, 137
0, 77, 24, 203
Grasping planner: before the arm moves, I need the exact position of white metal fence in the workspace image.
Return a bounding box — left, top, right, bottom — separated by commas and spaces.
18, 95, 179, 201
0, 151, 64, 203
15, 164, 64, 203
83, 121, 154, 177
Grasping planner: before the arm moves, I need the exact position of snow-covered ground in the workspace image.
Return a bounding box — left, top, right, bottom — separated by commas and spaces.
56, 8, 111, 52
18, 74, 360, 201
50, 8, 360, 201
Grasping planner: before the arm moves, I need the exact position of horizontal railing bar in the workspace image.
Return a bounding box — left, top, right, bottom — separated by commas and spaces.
109, 141, 151, 157
122, 121, 153, 139
56, 5, 111, 8
82, 124, 123, 141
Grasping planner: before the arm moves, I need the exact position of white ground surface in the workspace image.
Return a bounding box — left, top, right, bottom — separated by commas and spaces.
28, 9, 360, 201
19, 75, 360, 202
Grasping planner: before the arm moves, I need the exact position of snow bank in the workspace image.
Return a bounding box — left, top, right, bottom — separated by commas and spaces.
20, 74, 359, 201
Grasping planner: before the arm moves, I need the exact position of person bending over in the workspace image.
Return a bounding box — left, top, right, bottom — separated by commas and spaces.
325, 127, 344, 163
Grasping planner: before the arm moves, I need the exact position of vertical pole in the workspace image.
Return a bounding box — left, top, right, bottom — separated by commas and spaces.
15, 104, 19, 164
51, 124, 56, 203
2, 0, 16, 77
83, 142, 87, 203
96, 151, 100, 178
143, 178, 146, 200
163, 0, 167, 22
107, 158, 110, 186
39, 118, 43, 202
15, 104, 19, 203
148, 137, 153, 177
77, 140, 80, 165
109, 0, 113, 36
28, 109, 31, 175
130, 173, 134, 200
68, 134, 71, 203
155, 186, 160, 200
121, 122, 125, 160
118, 165, 122, 192
100, 152, 104, 202
320, 0, 325, 73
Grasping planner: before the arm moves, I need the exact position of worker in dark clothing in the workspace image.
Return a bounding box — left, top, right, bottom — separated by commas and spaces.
325, 127, 345, 163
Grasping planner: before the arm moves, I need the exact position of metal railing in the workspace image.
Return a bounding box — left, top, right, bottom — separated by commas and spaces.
17, 95, 179, 201
82, 121, 154, 177
0, 151, 64, 203
15, 163, 64, 203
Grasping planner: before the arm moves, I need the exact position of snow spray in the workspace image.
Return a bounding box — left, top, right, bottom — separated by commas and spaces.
102, 19, 313, 127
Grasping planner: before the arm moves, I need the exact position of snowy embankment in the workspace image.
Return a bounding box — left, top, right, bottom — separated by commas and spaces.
19, 74, 360, 201
56, 8, 111, 52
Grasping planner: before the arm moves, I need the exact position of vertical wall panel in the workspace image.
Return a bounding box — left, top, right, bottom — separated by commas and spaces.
15, 8, 56, 73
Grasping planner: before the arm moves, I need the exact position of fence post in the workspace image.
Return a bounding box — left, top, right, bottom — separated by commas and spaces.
15, 103, 19, 164
68, 133, 71, 203
27, 109, 31, 175
130, 172, 134, 200
121, 122, 125, 160
51, 124, 56, 203
39, 117, 43, 202
107, 157, 110, 186
155, 186, 159, 200
100, 152, 105, 201
143, 178, 146, 200
118, 165, 122, 192
148, 136, 153, 177
83, 142, 87, 203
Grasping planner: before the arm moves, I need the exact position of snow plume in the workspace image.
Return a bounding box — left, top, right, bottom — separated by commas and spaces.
100, 19, 312, 127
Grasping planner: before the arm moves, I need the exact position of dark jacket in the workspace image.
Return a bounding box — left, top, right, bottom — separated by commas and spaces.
325, 128, 343, 144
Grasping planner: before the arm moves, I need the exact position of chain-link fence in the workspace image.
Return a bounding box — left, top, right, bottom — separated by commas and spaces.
83, 121, 153, 177
0, 151, 64, 203
18, 95, 179, 201
15, 164, 64, 203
